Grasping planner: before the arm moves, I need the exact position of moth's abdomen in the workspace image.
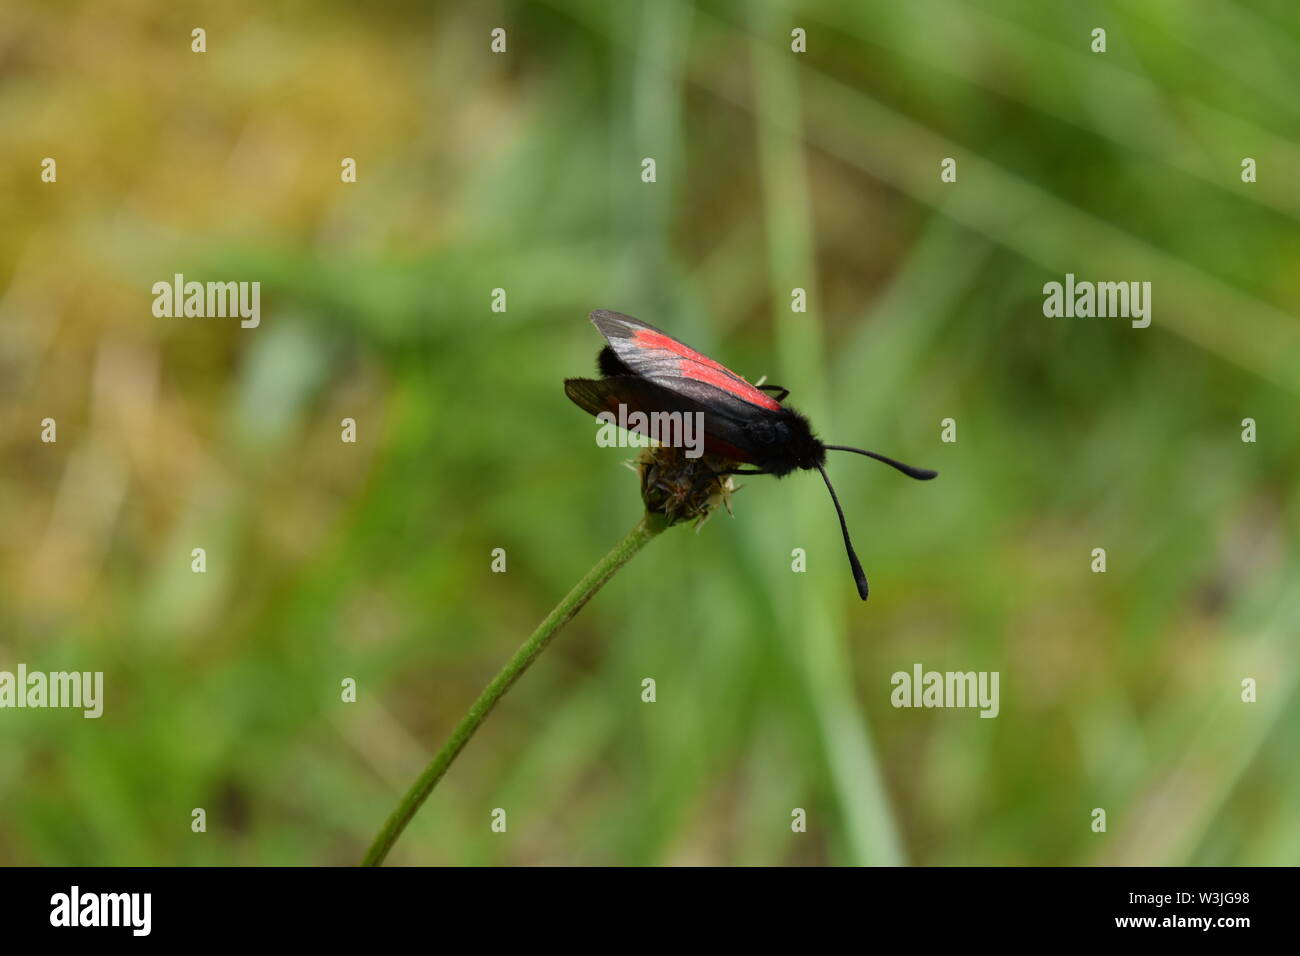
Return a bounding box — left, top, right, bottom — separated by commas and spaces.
597, 345, 633, 378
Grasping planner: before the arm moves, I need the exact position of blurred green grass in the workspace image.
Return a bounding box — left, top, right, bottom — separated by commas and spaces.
1, 0, 1298, 865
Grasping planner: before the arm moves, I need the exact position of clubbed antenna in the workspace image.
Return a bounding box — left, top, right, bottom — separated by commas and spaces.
816, 464, 869, 601
824, 445, 937, 481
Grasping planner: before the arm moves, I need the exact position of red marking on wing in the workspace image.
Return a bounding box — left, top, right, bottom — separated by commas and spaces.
704, 434, 758, 463
681, 362, 783, 411
632, 328, 782, 411
633, 329, 730, 372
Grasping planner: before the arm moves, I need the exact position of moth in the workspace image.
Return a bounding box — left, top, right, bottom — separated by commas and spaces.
566, 310, 937, 600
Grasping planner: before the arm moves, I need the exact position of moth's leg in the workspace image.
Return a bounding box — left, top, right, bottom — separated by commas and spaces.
687, 466, 767, 500
757, 383, 789, 403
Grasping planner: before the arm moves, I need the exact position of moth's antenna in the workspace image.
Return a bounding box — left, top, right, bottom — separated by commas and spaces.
824, 445, 937, 481
817, 464, 869, 601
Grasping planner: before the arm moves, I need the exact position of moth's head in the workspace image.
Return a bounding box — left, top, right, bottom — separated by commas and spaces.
751, 408, 825, 476
783, 409, 827, 471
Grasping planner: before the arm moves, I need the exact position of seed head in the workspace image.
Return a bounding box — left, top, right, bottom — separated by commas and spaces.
635, 445, 740, 529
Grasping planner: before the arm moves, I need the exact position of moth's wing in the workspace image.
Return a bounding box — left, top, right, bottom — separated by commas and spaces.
589, 310, 784, 414
564, 374, 704, 421
565, 375, 676, 419
588, 309, 672, 342
564, 375, 760, 463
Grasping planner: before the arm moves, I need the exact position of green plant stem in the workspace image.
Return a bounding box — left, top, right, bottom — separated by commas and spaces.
361, 511, 669, 866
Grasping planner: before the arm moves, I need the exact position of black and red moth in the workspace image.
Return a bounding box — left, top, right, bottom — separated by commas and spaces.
565, 309, 937, 601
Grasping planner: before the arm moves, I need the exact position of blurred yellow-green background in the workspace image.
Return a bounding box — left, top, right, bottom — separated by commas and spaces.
2, 0, 1298, 865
